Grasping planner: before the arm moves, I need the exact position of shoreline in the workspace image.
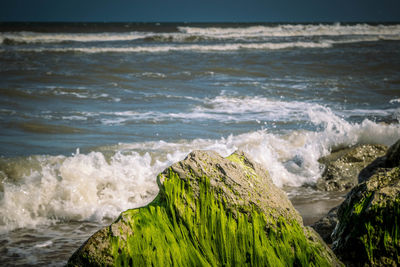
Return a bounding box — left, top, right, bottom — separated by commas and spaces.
286, 187, 346, 226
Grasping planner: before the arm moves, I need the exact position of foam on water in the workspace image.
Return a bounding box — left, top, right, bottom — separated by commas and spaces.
82, 95, 322, 125
1, 106, 399, 232
5, 35, 400, 54
3, 41, 332, 53
53, 95, 399, 125
2, 24, 399, 45
197, 95, 319, 119
0, 31, 149, 44
390, 98, 400, 104
178, 24, 400, 38
0, 151, 160, 233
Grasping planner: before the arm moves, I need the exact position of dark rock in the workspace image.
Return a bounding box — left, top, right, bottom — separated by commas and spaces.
311, 206, 339, 245
68, 150, 342, 266
316, 144, 388, 191
332, 139, 400, 266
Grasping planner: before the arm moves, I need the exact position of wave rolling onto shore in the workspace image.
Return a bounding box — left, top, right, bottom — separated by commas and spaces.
0, 22, 399, 265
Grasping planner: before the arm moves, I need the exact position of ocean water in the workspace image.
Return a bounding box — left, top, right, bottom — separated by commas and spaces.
0, 22, 400, 265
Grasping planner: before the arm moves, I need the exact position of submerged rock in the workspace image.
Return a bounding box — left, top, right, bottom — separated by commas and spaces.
316, 144, 388, 192
68, 150, 341, 266
332, 139, 400, 266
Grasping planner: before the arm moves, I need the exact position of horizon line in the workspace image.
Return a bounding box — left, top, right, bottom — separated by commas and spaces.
1, 20, 400, 24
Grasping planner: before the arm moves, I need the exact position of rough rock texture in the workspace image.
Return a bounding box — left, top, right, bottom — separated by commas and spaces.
316, 144, 388, 192
68, 150, 341, 266
332, 139, 400, 266
311, 206, 338, 245
166, 150, 301, 223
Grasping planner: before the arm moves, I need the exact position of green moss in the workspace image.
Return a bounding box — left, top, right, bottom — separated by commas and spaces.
353, 192, 373, 215
227, 153, 259, 181
226, 153, 245, 164
108, 169, 332, 266
359, 198, 400, 266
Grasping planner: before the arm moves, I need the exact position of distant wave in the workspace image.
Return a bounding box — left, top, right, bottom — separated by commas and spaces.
0, 31, 149, 44
0, 41, 332, 53
1, 23, 400, 45
20, 95, 397, 125
4, 35, 400, 53
178, 23, 400, 38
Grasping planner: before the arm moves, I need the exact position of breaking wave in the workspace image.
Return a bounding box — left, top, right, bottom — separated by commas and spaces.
1, 105, 399, 232
178, 23, 400, 38
2, 23, 400, 45
1, 41, 332, 53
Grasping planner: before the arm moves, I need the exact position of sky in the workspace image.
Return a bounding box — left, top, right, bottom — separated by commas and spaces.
0, 0, 399, 23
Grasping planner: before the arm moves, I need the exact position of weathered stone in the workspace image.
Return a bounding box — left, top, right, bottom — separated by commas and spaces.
316, 144, 388, 191
332, 139, 400, 266
165, 150, 302, 223
68, 150, 342, 266
311, 206, 338, 245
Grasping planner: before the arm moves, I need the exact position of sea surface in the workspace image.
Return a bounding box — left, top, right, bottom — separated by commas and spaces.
0, 22, 400, 266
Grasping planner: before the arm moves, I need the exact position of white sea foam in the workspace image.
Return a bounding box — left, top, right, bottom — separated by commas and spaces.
0, 150, 161, 233
1, 105, 399, 232
5, 34, 398, 54
56, 91, 88, 98
0, 31, 149, 44
61, 115, 88, 121
2, 24, 398, 45
338, 108, 400, 118
178, 24, 400, 38
5, 41, 332, 54
140, 72, 167, 78
196, 95, 318, 120
58, 95, 399, 125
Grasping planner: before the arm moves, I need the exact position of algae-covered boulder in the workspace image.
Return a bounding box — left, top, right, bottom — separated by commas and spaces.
316, 144, 388, 192
332, 139, 400, 266
68, 150, 341, 266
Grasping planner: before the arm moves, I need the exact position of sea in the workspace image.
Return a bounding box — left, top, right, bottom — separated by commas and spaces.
0, 22, 400, 266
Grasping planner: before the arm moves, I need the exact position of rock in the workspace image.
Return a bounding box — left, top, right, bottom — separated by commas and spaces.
316, 144, 388, 192
358, 140, 400, 184
311, 206, 339, 245
68, 150, 342, 266
332, 139, 400, 266
311, 144, 388, 247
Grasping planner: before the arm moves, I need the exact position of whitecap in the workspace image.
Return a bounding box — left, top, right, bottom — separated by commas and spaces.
390, 98, 400, 104
1, 104, 400, 233
178, 24, 400, 38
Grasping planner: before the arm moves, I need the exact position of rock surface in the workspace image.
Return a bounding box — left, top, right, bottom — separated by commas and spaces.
332, 139, 400, 266
68, 150, 341, 266
316, 144, 388, 192
311, 206, 338, 245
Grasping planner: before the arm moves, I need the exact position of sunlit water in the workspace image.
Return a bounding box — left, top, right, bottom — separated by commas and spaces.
1, 22, 400, 265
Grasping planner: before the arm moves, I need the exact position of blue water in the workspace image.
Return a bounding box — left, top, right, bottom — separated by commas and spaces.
0, 22, 400, 265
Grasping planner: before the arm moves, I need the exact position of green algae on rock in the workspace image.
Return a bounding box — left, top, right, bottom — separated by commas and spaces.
316, 144, 388, 192
68, 150, 341, 266
332, 139, 400, 266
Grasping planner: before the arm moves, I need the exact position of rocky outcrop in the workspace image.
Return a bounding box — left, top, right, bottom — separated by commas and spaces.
68, 150, 341, 266
316, 144, 388, 192
311, 206, 338, 245
332, 139, 400, 266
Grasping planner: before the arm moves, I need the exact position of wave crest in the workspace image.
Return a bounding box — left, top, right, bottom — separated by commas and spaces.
1, 107, 399, 232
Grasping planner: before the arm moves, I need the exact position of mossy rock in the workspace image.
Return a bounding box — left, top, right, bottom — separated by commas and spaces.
68, 150, 341, 266
316, 144, 388, 192
332, 139, 400, 266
